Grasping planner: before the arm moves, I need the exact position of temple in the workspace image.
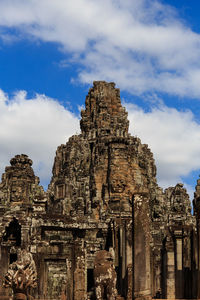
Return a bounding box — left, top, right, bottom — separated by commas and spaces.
0, 81, 199, 300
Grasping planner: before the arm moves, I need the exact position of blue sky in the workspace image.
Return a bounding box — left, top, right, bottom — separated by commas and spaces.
0, 0, 200, 200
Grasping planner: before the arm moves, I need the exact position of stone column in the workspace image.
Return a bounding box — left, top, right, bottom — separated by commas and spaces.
121, 224, 126, 280
152, 247, 162, 298
134, 194, 151, 300
74, 247, 86, 300
196, 218, 200, 299
0, 246, 10, 297
125, 220, 132, 267
125, 220, 132, 300
174, 230, 183, 299
66, 259, 73, 300
175, 233, 182, 271
193, 177, 200, 298
165, 235, 175, 299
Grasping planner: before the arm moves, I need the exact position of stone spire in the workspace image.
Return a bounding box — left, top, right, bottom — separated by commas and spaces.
193, 176, 200, 218
0, 154, 45, 205
80, 81, 129, 139
164, 183, 192, 223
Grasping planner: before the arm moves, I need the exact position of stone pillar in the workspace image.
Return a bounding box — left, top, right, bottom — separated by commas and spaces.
118, 224, 125, 295
196, 218, 200, 299
193, 177, 200, 298
183, 230, 192, 299
74, 248, 86, 300
134, 194, 151, 300
125, 220, 132, 300
120, 225, 126, 280
165, 235, 175, 299
66, 259, 73, 300
0, 246, 10, 297
174, 230, 183, 299
125, 220, 132, 267
126, 264, 132, 300
152, 247, 162, 298
175, 234, 182, 271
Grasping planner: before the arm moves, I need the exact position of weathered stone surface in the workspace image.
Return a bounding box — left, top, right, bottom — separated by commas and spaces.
0, 81, 199, 300
47, 81, 153, 299
151, 182, 196, 299
94, 250, 117, 300
4, 249, 37, 300
0, 154, 46, 206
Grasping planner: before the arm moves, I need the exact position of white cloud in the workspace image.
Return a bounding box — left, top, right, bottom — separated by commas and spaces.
125, 102, 200, 190
0, 0, 200, 97
1, 87, 200, 198
0, 89, 79, 189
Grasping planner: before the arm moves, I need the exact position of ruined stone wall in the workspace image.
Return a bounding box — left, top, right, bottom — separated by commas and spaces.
150, 182, 196, 299
0, 154, 47, 298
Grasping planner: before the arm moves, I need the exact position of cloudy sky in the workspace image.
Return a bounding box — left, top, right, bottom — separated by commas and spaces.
0, 0, 200, 199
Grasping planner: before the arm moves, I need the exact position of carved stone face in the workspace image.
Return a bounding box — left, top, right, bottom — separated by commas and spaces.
110, 174, 126, 194
109, 168, 133, 212
10, 180, 26, 202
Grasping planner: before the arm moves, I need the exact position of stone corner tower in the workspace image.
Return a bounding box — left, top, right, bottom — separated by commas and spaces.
0, 154, 45, 206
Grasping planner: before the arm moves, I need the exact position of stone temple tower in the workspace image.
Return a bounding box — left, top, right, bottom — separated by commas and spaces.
48, 81, 156, 299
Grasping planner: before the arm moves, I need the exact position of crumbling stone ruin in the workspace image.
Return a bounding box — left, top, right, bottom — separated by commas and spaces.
94, 250, 118, 300
0, 81, 199, 299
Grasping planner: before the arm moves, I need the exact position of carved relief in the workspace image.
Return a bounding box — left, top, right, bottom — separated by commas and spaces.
4, 249, 37, 300
94, 250, 118, 300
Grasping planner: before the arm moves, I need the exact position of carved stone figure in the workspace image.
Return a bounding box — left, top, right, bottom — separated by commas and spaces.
94, 250, 118, 300
4, 249, 37, 300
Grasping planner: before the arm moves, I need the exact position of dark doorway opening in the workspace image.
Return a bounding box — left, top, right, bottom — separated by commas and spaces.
87, 269, 94, 292
3, 217, 21, 246
10, 253, 17, 264
105, 224, 113, 251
